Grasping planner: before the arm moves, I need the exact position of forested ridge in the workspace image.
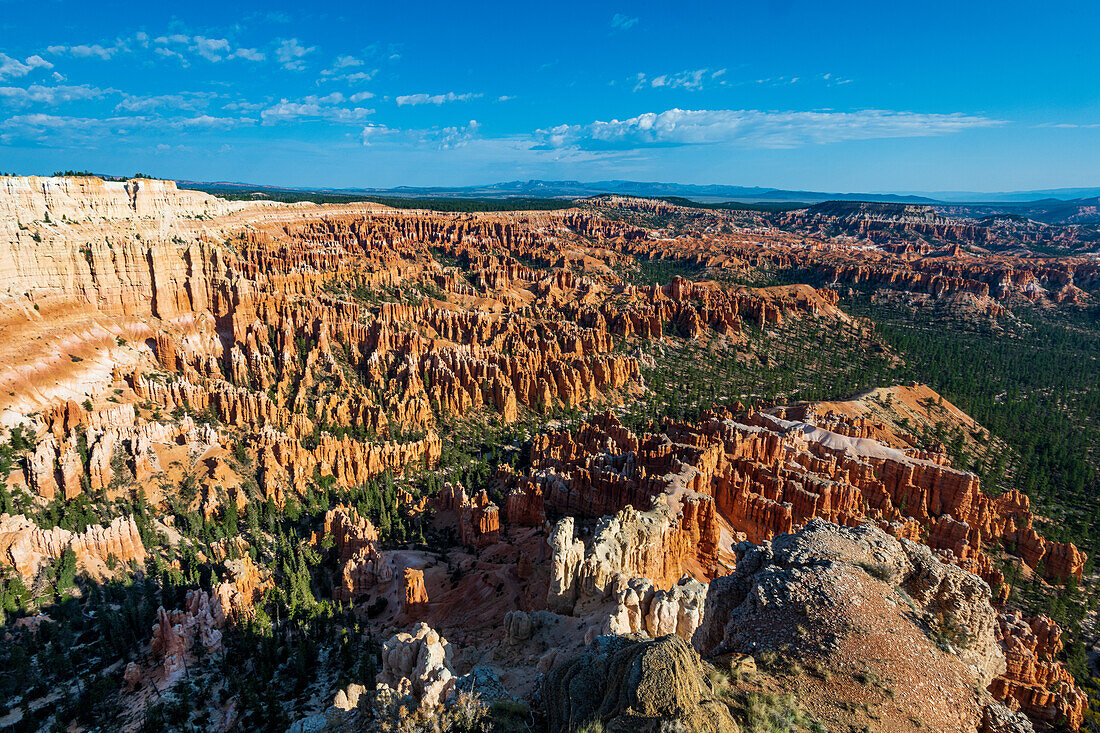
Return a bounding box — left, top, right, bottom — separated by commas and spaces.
848, 297, 1100, 555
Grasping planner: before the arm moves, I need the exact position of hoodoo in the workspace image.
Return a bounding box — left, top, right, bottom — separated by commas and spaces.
1, 125, 1096, 733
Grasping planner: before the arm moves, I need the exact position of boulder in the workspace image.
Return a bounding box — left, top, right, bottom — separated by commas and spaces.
542, 634, 738, 733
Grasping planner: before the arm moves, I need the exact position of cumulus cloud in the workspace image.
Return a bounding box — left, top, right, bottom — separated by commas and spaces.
71, 45, 118, 60
46, 33, 266, 67
173, 115, 245, 129
191, 36, 231, 62
535, 108, 1006, 150
223, 100, 266, 112
154, 47, 189, 64
0, 84, 113, 106
318, 55, 376, 84
611, 13, 639, 30
436, 120, 480, 149
359, 122, 394, 145
153, 34, 190, 45
359, 119, 480, 149
340, 71, 375, 83
0, 53, 54, 80
232, 47, 266, 61
395, 91, 480, 106
0, 112, 138, 143
276, 38, 315, 71
321, 55, 362, 74
150, 35, 266, 64
0, 110, 253, 144
632, 68, 726, 92
47, 43, 122, 60
115, 92, 216, 113
261, 93, 373, 124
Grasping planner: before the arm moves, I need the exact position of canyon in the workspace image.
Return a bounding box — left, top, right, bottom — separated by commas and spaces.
0, 177, 1095, 732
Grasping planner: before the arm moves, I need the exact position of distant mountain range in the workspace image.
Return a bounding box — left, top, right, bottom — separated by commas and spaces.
937, 197, 1100, 225
912, 187, 1100, 203
363, 180, 946, 204
188, 179, 944, 204
182, 178, 1100, 206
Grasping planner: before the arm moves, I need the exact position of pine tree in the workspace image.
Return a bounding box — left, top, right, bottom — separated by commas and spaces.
224, 500, 239, 536
55, 548, 77, 598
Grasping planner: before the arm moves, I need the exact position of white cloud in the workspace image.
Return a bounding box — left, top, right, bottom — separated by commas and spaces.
359, 123, 394, 145
150, 35, 266, 64
47, 43, 122, 60
72, 44, 120, 60
321, 54, 362, 75
232, 47, 266, 61
334, 71, 376, 84
749, 75, 801, 86
276, 38, 315, 71
25, 55, 52, 71
115, 92, 215, 112
358, 119, 481, 149
192, 36, 231, 62
0, 53, 53, 80
334, 55, 361, 68
154, 47, 189, 64
261, 94, 373, 124
536, 108, 1006, 150
611, 13, 639, 30
818, 72, 853, 87
395, 91, 480, 106
318, 55, 376, 84
0, 112, 139, 143
0, 110, 253, 144
224, 100, 266, 112
1035, 122, 1100, 129
437, 120, 480, 149
632, 68, 723, 92
0, 84, 112, 106
173, 115, 246, 129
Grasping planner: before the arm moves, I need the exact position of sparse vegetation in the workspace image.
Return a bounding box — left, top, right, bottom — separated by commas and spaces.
723, 690, 815, 733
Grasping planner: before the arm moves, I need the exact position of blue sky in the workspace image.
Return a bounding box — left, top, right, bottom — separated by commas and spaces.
1, 0, 1098, 192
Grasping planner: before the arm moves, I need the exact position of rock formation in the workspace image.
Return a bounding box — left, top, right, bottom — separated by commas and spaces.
401, 567, 429, 620
694, 519, 1021, 733
143, 556, 269, 686
376, 622, 457, 710
150, 589, 227, 681
991, 612, 1088, 729
0, 513, 146, 581
0, 178, 1091, 733
542, 634, 738, 733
